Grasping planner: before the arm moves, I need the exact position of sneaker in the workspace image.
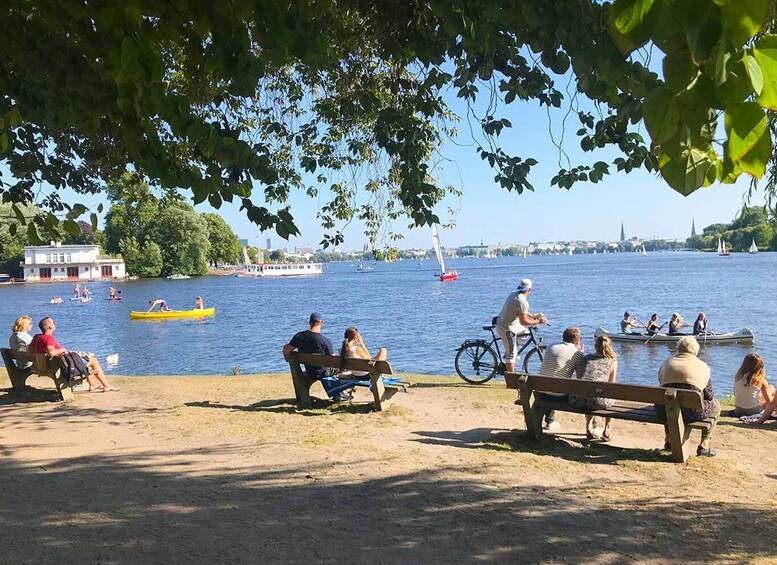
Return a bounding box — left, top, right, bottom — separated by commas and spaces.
696, 446, 717, 457
543, 421, 561, 431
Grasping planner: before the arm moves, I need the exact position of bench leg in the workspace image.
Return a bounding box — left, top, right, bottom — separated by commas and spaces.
289, 361, 314, 408
370, 371, 386, 411
54, 375, 75, 402
519, 380, 544, 440
8, 371, 31, 390
665, 391, 692, 463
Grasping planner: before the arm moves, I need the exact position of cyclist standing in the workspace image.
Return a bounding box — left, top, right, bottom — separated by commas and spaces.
495, 278, 547, 372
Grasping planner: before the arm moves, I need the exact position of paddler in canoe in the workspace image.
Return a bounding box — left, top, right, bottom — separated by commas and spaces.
645, 313, 666, 336
620, 312, 646, 335
668, 312, 692, 336
147, 299, 173, 313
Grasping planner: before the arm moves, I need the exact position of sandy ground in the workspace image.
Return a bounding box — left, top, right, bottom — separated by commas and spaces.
2, 371, 777, 564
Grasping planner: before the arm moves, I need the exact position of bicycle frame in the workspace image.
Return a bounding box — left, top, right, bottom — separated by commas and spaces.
482, 324, 543, 374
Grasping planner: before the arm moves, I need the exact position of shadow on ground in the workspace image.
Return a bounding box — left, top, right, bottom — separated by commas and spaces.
1, 443, 775, 564
185, 398, 377, 415
413, 428, 670, 464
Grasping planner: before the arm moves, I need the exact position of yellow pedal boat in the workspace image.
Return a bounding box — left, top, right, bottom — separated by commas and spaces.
129, 308, 216, 320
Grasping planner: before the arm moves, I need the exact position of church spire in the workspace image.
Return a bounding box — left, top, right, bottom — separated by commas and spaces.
620, 222, 625, 242
691, 219, 697, 237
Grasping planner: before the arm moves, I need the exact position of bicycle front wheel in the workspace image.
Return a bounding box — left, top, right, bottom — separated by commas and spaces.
455, 342, 499, 384
522, 346, 545, 374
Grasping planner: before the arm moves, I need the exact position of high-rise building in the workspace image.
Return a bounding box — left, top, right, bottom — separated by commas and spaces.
266, 238, 272, 250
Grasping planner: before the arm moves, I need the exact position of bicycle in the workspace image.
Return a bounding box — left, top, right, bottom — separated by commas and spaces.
454, 316, 546, 384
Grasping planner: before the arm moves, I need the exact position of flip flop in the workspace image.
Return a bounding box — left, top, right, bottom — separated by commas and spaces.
586, 430, 597, 440
601, 431, 611, 442
101, 387, 121, 392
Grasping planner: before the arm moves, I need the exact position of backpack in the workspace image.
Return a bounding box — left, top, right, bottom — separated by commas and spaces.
56, 352, 90, 380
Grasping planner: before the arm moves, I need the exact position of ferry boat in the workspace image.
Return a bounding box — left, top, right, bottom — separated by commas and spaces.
235, 262, 323, 277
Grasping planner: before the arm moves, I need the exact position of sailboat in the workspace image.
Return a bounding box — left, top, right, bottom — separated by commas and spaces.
523, 248, 528, 259
641, 244, 647, 256
718, 238, 730, 256
432, 225, 458, 281
749, 239, 759, 254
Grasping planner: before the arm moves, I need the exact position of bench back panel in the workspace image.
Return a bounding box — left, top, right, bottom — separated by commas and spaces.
290, 352, 393, 375
505, 372, 703, 410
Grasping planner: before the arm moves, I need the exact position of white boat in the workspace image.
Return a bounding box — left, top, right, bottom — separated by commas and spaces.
235, 246, 322, 277
356, 264, 373, 272
432, 225, 458, 281
167, 274, 191, 280
718, 238, 730, 256
641, 244, 647, 256
594, 327, 754, 344
749, 239, 758, 254
235, 263, 322, 277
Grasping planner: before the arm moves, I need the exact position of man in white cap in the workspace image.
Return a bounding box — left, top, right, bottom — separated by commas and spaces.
495, 278, 547, 373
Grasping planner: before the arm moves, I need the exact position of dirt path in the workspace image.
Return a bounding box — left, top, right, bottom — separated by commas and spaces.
2, 373, 777, 564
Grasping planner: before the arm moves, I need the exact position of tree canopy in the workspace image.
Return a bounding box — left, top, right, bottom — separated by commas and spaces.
687, 206, 776, 250
1, 0, 776, 246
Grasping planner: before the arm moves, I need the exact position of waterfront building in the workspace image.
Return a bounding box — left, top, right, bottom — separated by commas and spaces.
22, 243, 126, 282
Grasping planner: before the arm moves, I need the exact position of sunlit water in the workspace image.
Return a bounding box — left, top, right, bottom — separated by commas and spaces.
1, 252, 773, 395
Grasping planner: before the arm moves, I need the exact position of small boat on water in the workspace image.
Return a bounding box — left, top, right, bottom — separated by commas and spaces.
717, 238, 730, 256
594, 327, 754, 344
749, 239, 759, 254
356, 264, 373, 272
432, 225, 458, 281
167, 274, 191, 280
129, 308, 216, 320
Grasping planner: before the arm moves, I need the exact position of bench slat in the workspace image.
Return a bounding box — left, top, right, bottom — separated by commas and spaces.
293, 353, 393, 375
506, 372, 703, 410
532, 399, 712, 429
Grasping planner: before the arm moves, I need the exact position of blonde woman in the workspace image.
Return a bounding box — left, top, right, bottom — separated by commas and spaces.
339, 327, 387, 377
569, 335, 618, 441
734, 353, 774, 417
668, 312, 691, 336
9, 315, 33, 369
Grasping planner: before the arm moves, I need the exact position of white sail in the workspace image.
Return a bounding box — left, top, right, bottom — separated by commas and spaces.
431, 225, 446, 273
641, 244, 647, 256
242, 246, 252, 266
722, 240, 727, 254
750, 239, 759, 254
717, 238, 723, 254
523, 248, 528, 259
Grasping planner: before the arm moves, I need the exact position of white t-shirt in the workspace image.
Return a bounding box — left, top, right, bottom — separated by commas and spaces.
497, 291, 530, 335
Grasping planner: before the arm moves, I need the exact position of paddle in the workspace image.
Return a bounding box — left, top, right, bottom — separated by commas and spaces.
644, 322, 666, 345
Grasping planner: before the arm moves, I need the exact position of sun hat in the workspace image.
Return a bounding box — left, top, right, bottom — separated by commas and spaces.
517, 278, 533, 292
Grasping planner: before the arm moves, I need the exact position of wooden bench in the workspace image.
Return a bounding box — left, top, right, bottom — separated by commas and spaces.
285, 352, 410, 411
1, 348, 82, 401
505, 372, 715, 463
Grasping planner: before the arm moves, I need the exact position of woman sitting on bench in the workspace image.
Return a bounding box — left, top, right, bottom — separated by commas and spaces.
569, 335, 618, 441
339, 327, 387, 378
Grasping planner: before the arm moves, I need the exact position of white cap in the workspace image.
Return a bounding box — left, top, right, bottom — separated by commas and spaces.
517, 278, 533, 292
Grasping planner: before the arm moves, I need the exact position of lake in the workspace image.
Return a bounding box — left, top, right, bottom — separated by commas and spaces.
1, 252, 771, 395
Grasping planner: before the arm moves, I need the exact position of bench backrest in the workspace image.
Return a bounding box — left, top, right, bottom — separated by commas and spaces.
1, 347, 56, 376
505, 372, 703, 410
289, 352, 393, 375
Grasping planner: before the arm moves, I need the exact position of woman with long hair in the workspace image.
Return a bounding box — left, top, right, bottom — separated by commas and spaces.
646, 313, 662, 336
339, 327, 387, 378
9, 315, 34, 369
569, 335, 618, 440
668, 312, 691, 336
734, 353, 774, 417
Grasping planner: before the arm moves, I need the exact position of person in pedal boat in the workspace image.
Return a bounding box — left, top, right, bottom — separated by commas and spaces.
620, 312, 645, 335
147, 299, 172, 312
668, 312, 692, 336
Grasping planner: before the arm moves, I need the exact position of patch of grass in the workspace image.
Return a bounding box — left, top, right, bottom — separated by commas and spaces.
299, 430, 339, 446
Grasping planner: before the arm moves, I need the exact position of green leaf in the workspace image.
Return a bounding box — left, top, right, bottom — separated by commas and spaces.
63, 219, 81, 237
26, 222, 42, 245
90, 213, 98, 231
716, 59, 755, 104
724, 102, 767, 162
720, 0, 769, 45
66, 203, 88, 220
611, 0, 656, 35
736, 130, 771, 177
662, 51, 697, 92
684, 1, 722, 65
744, 54, 763, 95
642, 87, 680, 144
659, 147, 714, 196
753, 35, 777, 110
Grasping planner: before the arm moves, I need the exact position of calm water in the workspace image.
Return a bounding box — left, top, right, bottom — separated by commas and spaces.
1, 252, 773, 395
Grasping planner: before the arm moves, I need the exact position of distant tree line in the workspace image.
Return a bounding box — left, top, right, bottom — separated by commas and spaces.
102, 173, 243, 276
686, 209, 775, 252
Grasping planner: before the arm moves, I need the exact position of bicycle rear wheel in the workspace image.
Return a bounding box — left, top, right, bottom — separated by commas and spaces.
455, 342, 499, 384
522, 346, 545, 374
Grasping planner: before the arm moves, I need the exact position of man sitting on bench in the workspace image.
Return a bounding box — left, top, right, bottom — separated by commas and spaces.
283, 312, 349, 402
30, 317, 119, 393
537, 327, 586, 431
